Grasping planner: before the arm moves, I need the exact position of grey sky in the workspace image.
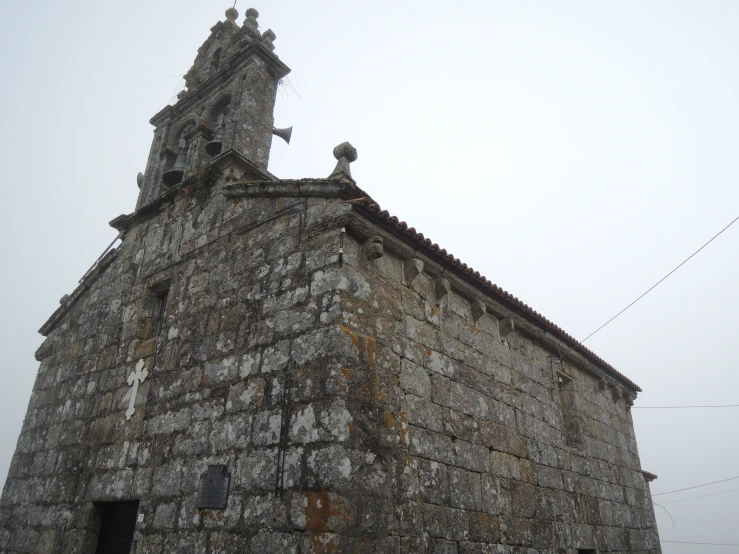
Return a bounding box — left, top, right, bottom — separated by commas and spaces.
1, 1, 738, 551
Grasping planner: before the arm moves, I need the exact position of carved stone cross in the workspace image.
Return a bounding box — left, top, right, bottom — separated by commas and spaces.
126, 359, 148, 421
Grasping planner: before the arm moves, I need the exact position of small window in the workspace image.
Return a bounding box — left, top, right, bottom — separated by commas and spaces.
151, 289, 169, 337
94, 501, 139, 554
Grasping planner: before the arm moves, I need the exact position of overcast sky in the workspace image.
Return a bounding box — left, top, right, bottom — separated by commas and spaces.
1, 1, 738, 552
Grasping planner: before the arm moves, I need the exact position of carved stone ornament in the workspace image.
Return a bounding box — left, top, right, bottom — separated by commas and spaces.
328, 141, 358, 181
366, 236, 384, 260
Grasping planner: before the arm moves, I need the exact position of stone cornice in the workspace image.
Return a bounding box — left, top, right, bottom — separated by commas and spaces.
222, 178, 361, 200
343, 203, 642, 395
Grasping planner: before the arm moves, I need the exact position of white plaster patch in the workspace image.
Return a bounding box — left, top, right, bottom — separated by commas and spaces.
167, 327, 179, 339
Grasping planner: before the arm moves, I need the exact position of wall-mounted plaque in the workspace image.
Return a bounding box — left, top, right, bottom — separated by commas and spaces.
197, 465, 230, 509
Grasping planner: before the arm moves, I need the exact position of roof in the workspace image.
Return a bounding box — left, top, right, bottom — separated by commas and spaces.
349, 198, 641, 393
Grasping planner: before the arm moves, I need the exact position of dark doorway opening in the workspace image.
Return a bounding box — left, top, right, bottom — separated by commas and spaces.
94, 501, 139, 554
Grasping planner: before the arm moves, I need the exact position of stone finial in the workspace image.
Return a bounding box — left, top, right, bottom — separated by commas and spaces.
245, 8, 259, 29
435, 278, 451, 303
328, 142, 358, 181
404, 259, 424, 284
471, 300, 486, 324
225, 7, 239, 23
60, 294, 70, 305
262, 29, 277, 51
366, 236, 384, 260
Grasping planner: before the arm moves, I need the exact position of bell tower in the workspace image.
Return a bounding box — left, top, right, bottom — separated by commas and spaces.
135, 7, 290, 209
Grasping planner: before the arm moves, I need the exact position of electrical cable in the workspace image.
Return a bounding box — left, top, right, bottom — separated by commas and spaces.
652, 475, 739, 497
660, 486, 739, 505
662, 540, 739, 546
580, 214, 739, 344
633, 404, 739, 409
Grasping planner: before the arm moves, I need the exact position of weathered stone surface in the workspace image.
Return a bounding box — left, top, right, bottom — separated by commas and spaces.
0, 7, 660, 554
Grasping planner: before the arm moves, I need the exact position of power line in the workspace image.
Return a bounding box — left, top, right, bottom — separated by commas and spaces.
662, 540, 739, 547
653, 476, 739, 497
633, 404, 739, 409
580, 214, 739, 344
661, 486, 739, 505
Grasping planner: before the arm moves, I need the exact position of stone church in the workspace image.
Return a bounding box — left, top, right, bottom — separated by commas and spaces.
0, 7, 661, 554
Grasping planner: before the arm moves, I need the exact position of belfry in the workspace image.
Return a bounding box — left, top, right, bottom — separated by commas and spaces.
1, 7, 662, 554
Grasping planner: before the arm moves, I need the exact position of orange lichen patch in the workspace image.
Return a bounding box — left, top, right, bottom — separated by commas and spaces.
340, 368, 352, 380
232, 199, 241, 207
523, 463, 533, 484
201, 510, 225, 525
307, 531, 340, 553
364, 336, 377, 364
384, 411, 395, 429
464, 322, 481, 335
398, 411, 409, 445
303, 492, 355, 532
337, 324, 362, 350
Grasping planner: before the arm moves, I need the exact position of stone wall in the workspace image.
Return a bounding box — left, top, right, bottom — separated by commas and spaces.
0, 173, 661, 553
331, 224, 662, 553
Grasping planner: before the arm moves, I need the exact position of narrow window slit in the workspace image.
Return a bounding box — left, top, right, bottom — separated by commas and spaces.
151, 289, 169, 338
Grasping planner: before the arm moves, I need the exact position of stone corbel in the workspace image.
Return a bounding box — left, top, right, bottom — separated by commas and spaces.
611, 386, 623, 403
471, 300, 487, 324
404, 259, 424, 285
500, 317, 515, 338
366, 236, 384, 260
435, 278, 451, 304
